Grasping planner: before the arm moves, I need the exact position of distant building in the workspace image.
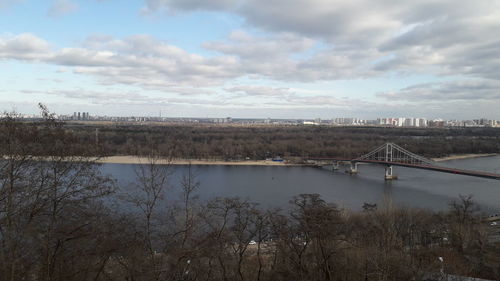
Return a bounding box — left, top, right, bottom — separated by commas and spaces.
334, 117, 365, 125
377, 117, 428, 127
71, 112, 91, 121
428, 119, 445, 128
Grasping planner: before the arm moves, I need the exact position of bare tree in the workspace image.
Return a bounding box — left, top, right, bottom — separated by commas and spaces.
121, 150, 173, 281
0, 105, 114, 281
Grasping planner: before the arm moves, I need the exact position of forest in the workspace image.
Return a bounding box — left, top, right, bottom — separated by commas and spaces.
1, 110, 500, 281
65, 122, 500, 160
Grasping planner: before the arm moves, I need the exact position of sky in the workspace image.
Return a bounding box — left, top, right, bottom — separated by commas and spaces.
1, 0, 500, 119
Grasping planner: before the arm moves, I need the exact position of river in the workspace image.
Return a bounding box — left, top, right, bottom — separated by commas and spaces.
101, 155, 500, 212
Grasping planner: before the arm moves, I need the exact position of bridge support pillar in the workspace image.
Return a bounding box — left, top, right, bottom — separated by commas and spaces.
385, 165, 398, 180
331, 161, 340, 171
348, 162, 358, 174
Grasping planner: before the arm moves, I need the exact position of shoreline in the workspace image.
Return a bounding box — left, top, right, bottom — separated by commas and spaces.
432, 153, 498, 162
96, 153, 498, 166
97, 156, 302, 166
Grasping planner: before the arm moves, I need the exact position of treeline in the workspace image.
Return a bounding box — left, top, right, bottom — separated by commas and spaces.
65, 122, 500, 159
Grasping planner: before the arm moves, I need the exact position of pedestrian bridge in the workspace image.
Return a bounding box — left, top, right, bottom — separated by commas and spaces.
309, 143, 500, 180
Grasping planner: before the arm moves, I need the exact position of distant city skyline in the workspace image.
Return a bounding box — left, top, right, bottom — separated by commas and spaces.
7, 110, 499, 128
1, 0, 500, 119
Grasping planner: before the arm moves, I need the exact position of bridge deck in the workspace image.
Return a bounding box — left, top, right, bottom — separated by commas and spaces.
309, 158, 500, 180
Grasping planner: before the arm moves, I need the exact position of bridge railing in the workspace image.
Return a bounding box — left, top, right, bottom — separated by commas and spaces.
355, 142, 434, 165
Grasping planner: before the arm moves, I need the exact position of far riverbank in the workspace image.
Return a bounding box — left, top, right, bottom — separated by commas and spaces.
98, 153, 498, 165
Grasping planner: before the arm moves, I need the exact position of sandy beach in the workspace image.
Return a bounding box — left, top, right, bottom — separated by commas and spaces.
432, 153, 498, 162
97, 156, 301, 166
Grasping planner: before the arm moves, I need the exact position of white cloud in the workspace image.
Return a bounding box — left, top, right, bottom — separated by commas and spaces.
1, 33, 242, 89
0, 32, 377, 91
0, 33, 51, 60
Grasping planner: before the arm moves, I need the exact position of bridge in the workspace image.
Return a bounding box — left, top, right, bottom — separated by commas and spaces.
309, 143, 500, 180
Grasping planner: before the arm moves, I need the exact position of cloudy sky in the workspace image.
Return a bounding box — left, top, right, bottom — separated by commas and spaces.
1, 0, 499, 119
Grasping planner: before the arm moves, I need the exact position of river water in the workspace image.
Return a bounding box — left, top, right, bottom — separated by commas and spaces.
101, 155, 500, 212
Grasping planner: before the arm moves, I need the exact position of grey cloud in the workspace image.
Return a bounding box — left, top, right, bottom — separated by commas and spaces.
21, 89, 150, 103
204, 31, 315, 60
375, 10, 500, 79
144, 0, 406, 46
225, 86, 293, 97
0, 0, 22, 9
145, 0, 500, 84
22, 89, 234, 107
377, 80, 500, 101
238, 0, 498, 48
238, 0, 401, 47
143, 0, 236, 13
276, 95, 353, 108
47, 0, 78, 18
96, 82, 363, 109
163, 87, 215, 96
224, 85, 370, 109
205, 31, 377, 81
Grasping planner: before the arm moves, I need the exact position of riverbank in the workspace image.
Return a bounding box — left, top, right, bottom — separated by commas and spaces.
432, 153, 498, 162
97, 156, 301, 166
97, 154, 498, 165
